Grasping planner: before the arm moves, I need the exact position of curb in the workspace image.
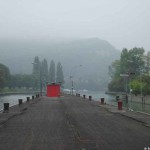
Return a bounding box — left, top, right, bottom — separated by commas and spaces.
98, 104, 150, 128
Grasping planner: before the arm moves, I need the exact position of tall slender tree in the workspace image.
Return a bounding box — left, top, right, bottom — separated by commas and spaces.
32, 56, 40, 77
49, 60, 55, 83
32, 56, 40, 89
41, 59, 48, 83
0, 63, 10, 89
56, 62, 64, 85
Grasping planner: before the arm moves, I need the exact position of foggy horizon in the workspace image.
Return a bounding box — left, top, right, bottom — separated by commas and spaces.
0, 0, 150, 51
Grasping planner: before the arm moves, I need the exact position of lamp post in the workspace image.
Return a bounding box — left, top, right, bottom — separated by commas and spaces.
32, 62, 42, 96
70, 75, 74, 95
140, 69, 143, 101
127, 60, 143, 101
70, 65, 82, 95
120, 74, 129, 91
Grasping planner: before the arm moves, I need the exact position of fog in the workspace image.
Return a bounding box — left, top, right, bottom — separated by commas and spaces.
0, 0, 150, 50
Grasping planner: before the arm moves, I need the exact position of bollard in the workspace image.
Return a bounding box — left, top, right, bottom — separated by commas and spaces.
101, 98, 104, 104
118, 100, 122, 110
27, 97, 30, 102
32, 96, 34, 99
116, 95, 119, 101
89, 96, 92, 101
76, 93, 80, 97
36, 94, 38, 98
83, 95, 86, 99
3, 103, 9, 112
18, 99, 23, 105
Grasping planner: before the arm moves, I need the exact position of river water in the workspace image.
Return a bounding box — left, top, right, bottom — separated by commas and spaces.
0, 91, 150, 114
77, 90, 116, 105
0, 91, 115, 111
0, 94, 32, 111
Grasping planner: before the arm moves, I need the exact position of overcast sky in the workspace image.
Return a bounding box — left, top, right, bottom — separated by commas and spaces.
0, 0, 150, 51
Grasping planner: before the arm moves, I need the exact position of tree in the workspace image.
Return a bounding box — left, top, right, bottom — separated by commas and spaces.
130, 75, 150, 95
32, 56, 41, 90
127, 47, 145, 75
0, 63, 10, 89
56, 62, 64, 85
32, 56, 40, 77
41, 59, 48, 83
49, 60, 55, 83
108, 47, 146, 92
9, 74, 34, 89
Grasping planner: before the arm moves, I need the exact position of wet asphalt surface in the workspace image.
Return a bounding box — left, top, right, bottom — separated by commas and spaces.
0, 95, 150, 150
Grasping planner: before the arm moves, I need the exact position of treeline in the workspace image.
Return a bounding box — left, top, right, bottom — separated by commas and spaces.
108, 47, 150, 95
32, 56, 64, 90
0, 56, 64, 91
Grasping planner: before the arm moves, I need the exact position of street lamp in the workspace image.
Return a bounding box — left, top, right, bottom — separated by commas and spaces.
120, 73, 129, 95
70, 65, 82, 95
70, 75, 74, 95
32, 62, 42, 96
127, 60, 143, 100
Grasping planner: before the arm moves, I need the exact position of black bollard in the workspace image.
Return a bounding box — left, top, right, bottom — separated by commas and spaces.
27, 97, 30, 102
83, 95, 86, 99
101, 98, 104, 104
18, 99, 23, 105
116, 95, 119, 101
4, 103, 9, 112
32, 96, 34, 99
89, 96, 92, 101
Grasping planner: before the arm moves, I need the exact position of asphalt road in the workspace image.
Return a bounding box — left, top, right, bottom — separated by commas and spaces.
0, 95, 150, 150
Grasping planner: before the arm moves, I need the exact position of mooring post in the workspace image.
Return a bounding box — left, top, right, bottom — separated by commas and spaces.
101, 98, 104, 104
89, 96, 92, 101
118, 100, 122, 110
18, 99, 23, 105
27, 97, 30, 102
83, 95, 86, 99
3, 103, 9, 113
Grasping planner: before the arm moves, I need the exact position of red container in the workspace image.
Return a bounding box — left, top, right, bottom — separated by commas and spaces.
46, 83, 60, 97
118, 100, 122, 110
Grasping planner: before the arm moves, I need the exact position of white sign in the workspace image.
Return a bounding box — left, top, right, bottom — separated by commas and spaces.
120, 74, 129, 77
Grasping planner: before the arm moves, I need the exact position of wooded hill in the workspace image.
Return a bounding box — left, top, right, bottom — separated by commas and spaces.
0, 38, 120, 90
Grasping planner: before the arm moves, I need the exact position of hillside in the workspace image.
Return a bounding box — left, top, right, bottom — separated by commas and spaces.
0, 38, 120, 90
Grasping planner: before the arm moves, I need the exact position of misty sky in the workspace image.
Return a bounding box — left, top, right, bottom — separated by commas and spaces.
0, 0, 150, 51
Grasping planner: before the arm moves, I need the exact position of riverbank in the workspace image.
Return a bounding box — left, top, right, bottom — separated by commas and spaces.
0, 91, 46, 96
105, 91, 150, 104
0, 91, 35, 96
0, 94, 34, 111
105, 91, 126, 95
